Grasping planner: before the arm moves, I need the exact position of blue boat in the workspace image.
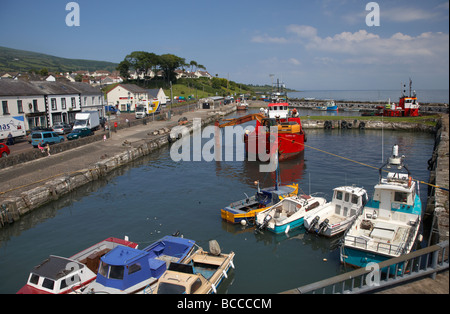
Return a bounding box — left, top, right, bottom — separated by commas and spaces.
82, 235, 196, 294
340, 145, 423, 274
326, 100, 338, 111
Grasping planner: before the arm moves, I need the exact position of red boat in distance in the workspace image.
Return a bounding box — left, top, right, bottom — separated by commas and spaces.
380, 79, 420, 117
218, 102, 306, 161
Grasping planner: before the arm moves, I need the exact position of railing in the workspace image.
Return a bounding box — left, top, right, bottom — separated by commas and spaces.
282, 240, 448, 294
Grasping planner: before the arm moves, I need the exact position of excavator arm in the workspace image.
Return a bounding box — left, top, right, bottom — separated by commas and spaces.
217, 113, 265, 128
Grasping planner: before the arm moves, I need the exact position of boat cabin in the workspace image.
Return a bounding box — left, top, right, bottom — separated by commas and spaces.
267, 103, 289, 119
18, 256, 96, 294
332, 186, 368, 218
96, 246, 166, 291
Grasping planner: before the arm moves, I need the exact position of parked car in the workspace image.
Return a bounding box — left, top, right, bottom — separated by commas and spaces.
26, 126, 53, 143
31, 131, 65, 148
52, 122, 72, 135
67, 128, 93, 140
0, 143, 10, 157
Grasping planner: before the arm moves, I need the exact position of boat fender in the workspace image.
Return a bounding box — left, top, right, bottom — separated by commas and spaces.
240, 219, 247, 226
222, 270, 228, 279
211, 284, 217, 294
230, 260, 235, 269
285, 225, 290, 234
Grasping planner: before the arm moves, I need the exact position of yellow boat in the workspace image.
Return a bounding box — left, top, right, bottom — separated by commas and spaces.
221, 182, 299, 224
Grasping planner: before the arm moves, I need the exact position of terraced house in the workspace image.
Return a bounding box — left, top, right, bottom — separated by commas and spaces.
0, 80, 103, 130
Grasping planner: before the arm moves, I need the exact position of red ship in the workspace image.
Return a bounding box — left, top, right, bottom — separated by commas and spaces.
218, 102, 305, 161
380, 79, 420, 117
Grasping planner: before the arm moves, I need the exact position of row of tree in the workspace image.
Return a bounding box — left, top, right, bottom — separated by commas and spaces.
117, 51, 206, 84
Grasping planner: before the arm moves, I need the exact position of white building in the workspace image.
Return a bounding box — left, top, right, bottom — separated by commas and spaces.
106, 84, 149, 112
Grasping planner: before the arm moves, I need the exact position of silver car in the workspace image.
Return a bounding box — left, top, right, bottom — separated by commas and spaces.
52, 123, 72, 135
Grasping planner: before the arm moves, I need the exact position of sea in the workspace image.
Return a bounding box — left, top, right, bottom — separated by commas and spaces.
0, 109, 436, 294
288, 90, 449, 104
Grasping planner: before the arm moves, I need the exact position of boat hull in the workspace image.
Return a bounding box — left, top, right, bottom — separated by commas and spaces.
268, 217, 304, 234
244, 132, 305, 161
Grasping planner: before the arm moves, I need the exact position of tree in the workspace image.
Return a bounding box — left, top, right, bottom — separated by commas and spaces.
117, 60, 130, 80
159, 54, 185, 84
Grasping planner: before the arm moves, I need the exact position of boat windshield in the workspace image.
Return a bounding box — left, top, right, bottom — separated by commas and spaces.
157, 282, 186, 294
98, 262, 124, 280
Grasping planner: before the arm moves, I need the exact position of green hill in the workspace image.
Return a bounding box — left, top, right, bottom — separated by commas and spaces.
0, 46, 118, 73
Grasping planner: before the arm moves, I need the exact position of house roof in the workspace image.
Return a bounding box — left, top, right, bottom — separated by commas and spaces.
0, 80, 44, 96
108, 84, 148, 94
0, 80, 102, 97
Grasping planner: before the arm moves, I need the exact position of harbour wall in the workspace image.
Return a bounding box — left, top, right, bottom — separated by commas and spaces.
425, 115, 449, 244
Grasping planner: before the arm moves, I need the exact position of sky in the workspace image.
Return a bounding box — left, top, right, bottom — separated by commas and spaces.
0, 0, 448, 90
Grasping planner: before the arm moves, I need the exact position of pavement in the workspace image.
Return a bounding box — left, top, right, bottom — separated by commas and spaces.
0, 105, 234, 200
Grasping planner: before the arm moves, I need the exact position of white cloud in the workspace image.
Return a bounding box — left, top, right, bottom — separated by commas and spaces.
251, 34, 289, 44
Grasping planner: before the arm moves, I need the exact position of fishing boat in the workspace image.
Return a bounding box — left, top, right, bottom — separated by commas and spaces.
221, 182, 299, 224
150, 240, 235, 294
304, 186, 368, 237
381, 79, 420, 117
218, 102, 306, 161
340, 145, 423, 272
236, 99, 249, 111
255, 194, 327, 234
17, 237, 138, 294
325, 100, 338, 111
82, 235, 196, 294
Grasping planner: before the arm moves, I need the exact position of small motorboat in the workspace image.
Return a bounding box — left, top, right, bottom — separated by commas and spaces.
304, 186, 368, 237
17, 237, 138, 294
83, 235, 196, 294
150, 240, 235, 294
255, 194, 327, 234
221, 182, 299, 224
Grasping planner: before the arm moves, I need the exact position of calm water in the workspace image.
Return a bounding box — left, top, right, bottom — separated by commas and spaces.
0, 109, 435, 294
288, 90, 449, 104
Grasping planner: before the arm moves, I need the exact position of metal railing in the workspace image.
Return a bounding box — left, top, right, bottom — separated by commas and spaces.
282, 240, 448, 294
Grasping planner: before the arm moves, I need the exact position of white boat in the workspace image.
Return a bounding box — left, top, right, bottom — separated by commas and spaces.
340, 145, 423, 273
304, 186, 368, 237
255, 194, 327, 234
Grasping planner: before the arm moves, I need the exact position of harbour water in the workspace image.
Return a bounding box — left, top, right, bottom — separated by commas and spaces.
0, 109, 436, 294
288, 89, 449, 104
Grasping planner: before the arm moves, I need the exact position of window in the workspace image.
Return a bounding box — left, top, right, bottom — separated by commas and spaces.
335, 191, 343, 200
42, 278, 55, 290
351, 194, 359, 204
394, 192, 408, 203
29, 274, 40, 285
128, 263, 141, 275
71, 97, 76, 108
2, 101, 9, 114
344, 193, 350, 202
17, 100, 24, 113
109, 265, 124, 280
61, 98, 66, 109
33, 99, 38, 112
43, 133, 52, 138
335, 204, 341, 215
51, 98, 57, 110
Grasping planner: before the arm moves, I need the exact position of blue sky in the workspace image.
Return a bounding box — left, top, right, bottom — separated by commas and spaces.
0, 0, 448, 90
